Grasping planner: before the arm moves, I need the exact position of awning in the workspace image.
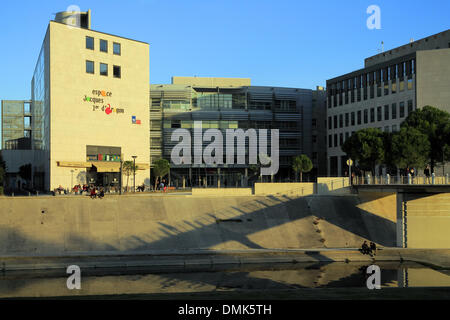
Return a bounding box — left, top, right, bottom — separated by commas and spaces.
92, 162, 121, 172
57, 161, 92, 168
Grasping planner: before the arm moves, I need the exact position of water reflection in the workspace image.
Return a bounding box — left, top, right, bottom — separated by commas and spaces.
1, 261, 449, 298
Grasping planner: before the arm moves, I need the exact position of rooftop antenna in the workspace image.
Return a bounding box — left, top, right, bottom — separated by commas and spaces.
377, 41, 384, 53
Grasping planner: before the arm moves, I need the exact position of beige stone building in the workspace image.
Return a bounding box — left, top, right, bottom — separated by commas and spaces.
27, 10, 150, 192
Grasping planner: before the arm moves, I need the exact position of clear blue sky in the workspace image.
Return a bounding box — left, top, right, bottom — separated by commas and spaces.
0, 0, 449, 100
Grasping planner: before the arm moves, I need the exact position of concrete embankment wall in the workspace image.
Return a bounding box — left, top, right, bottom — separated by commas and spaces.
0, 192, 397, 256
403, 193, 450, 248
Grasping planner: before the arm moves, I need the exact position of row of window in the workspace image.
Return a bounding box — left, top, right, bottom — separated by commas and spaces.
327, 100, 414, 130
86, 60, 121, 78
86, 36, 121, 55
328, 78, 413, 108
328, 125, 399, 148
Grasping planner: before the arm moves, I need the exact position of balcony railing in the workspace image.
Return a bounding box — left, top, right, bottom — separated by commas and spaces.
352, 173, 449, 185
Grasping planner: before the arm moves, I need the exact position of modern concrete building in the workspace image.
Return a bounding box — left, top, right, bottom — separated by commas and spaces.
326, 29, 450, 176
150, 77, 327, 186
2, 10, 150, 192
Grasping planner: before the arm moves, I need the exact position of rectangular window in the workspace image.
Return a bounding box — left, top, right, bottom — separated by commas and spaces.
384, 105, 389, 120
351, 112, 355, 126
377, 83, 381, 97
377, 106, 382, 121
334, 134, 338, 147
334, 115, 337, 129
392, 125, 397, 132
345, 113, 349, 127
357, 110, 361, 125
384, 126, 389, 132
100, 39, 108, 52
364, 109, 368, 124
370, 108, 375, 123
399, 79, 405, 92
339, 114, 343, 128
407, 78, 413, 90
384, 83, 389, 95
113, 65, 121, 78
328, 116, 332, 130
392, 82, 397, 94
86, 36, 94, 50
86, 60, 94, 74
400, 101, 405, 117
329, 135, 332, 148
392, 103, 397, 119
345, 132, 349, 141
408, 100, 413, 114
100, 63, 108, 76
339, 133, 343, 146
113, 42, 121, 55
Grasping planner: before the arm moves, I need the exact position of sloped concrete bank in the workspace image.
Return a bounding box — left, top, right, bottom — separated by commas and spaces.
0, 192, 397, 256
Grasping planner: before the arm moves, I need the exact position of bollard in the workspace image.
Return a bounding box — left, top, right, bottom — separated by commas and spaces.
386, 174, 390, 185
408, 173, 412, 185
432, 172, 435, 185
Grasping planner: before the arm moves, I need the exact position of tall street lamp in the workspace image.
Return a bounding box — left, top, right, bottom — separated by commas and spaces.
132, 155, 137, 193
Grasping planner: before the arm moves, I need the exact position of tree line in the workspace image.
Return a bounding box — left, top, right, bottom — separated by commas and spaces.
341, 106, 450, 176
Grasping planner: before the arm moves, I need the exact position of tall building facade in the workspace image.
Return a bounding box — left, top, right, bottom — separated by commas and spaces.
150, 77, 326, 186
3, 10, 150, 192
326, 29, 450, 176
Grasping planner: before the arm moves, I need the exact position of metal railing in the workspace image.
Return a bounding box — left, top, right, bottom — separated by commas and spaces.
352, 173, 449, 185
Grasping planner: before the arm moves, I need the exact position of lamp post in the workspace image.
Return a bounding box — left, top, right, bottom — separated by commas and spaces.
132, 155, 137, 193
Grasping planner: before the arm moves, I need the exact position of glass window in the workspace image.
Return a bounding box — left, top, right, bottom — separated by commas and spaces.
339, 133, 343, 146
351, 112, 355, 126
113, 65, 121, 78
334, 134, 338, 147
345, 113, 349, 127
400, 101, 405, 117
392, 103, 397, 119
391, 82, 397, 94
357, 110, 361, 125
100, 39, 108, 52
339, 114, 343, 128
392, 125, 397, 132
328, 117, 332, 130
328, 135, 332, 148
113, 42, 121, 55
384, 126, 389, 132
86, 60, 94, 74
364, 109, 368, 124
384, 83, 389, 95
100, 63, 108, 76
370, 108, 375, 122
333, 115, 337, 129
399, 80, 405, 92
407, 78, 413, 90
384, 105, 389, 120
86, 36, 94, 50
377, 106, 382, 121
408, 100, 413, 114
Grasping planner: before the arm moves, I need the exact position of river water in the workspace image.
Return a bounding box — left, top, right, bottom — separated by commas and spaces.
1, 261, 449, 298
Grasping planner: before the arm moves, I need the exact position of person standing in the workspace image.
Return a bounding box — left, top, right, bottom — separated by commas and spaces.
424, 165, 431, 184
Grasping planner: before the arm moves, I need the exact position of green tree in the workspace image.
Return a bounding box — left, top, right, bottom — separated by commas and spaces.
391, 127, 431, 170
122, 161, 138, 191
152, 159, 170, 190
401, 106, 450, 171
292, 154, 313, 182
341, 128, 385, 175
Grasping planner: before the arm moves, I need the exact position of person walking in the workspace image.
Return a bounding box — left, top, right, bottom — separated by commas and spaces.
361, 241, 369, 255
90, 186, 96, 199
